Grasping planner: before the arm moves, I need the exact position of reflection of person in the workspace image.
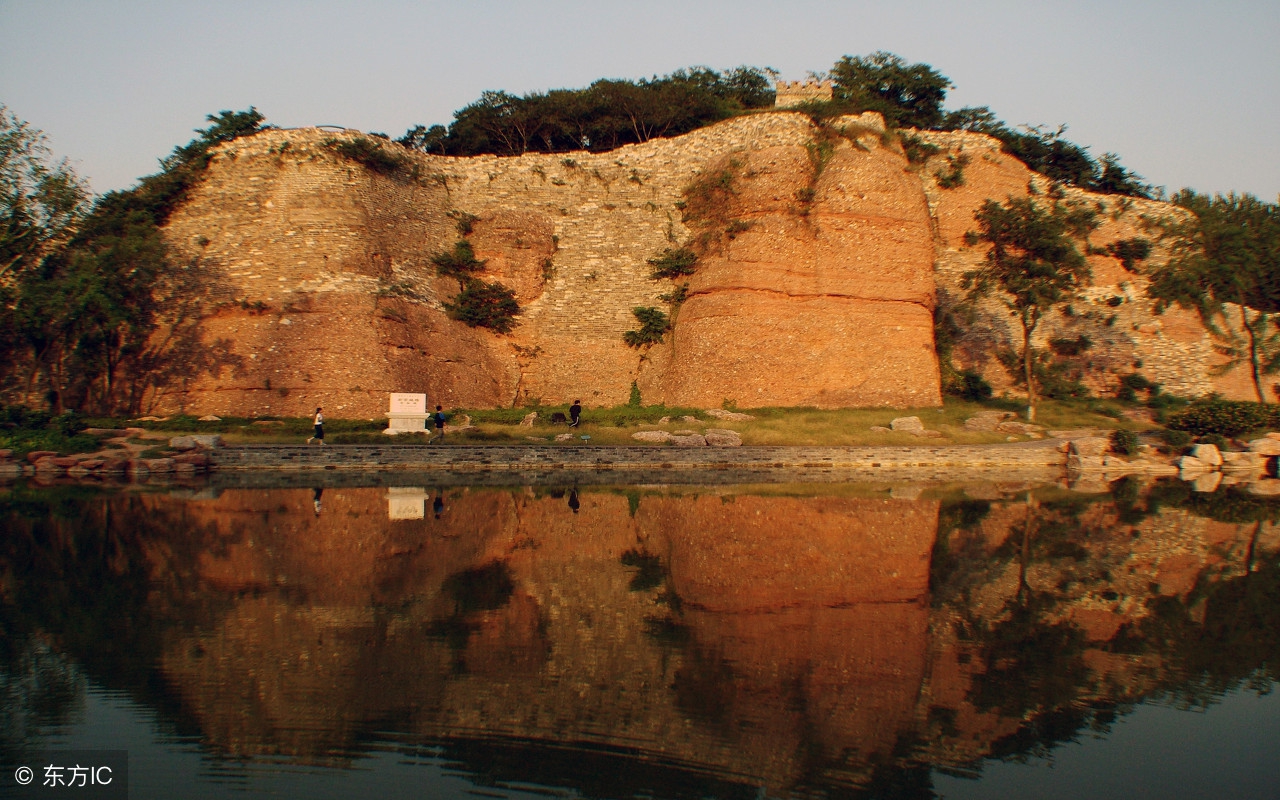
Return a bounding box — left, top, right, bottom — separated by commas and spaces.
569, 400, 582, 428
568, 487, 580, 514
307, 407, 325, 445
430, 405, 446, 443
312, 487, 324, 516
433, 492, 444, 519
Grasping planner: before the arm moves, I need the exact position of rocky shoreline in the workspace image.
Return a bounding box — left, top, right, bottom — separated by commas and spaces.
5, 429, 1279, 494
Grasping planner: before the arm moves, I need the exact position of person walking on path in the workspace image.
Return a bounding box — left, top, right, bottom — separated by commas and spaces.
430, 405, 447, 443
307, 407, 325, 445
569, 400, 582, 428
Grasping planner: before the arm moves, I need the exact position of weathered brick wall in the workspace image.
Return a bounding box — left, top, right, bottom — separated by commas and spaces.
163, 114, 942, 416
907, 129, 1245, 400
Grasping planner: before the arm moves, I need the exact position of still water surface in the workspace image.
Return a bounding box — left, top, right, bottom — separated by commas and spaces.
3, 479, 1279, 799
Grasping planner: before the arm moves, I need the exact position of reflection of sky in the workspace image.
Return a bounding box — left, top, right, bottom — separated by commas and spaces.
935, 685, 1280, 800
26, 679, 1280, 799
52, 686, 522, 800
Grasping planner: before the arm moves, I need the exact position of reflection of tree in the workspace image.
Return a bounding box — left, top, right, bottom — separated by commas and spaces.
0, 487, 229, 751
1113, 525, 1280, 703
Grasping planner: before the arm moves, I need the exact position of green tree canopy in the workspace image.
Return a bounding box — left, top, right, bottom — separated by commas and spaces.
1147, 191, 1280, 402
2, 109, 261, 413
829, 51, 953, 129
0, 105, 91, 280
963, 196, 1092, 420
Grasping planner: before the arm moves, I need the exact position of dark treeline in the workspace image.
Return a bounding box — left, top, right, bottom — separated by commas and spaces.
396, 52, 1153, 198
396, 66, 775, 156
0, 108, 266, 415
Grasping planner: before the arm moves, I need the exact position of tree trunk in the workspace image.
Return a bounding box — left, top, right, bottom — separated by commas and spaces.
1242, 305, 1268, 404
1022, 322, 1036, 422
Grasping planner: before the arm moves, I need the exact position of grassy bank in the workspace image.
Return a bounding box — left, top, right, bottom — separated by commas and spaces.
50, 397, 1155, 449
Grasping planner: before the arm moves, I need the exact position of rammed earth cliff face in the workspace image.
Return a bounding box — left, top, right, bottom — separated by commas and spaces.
159, 112, 1249, 418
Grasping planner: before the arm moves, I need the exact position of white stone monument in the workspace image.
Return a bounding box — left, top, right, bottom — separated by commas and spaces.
384, 393, 429, 435
387, 487, 427, 519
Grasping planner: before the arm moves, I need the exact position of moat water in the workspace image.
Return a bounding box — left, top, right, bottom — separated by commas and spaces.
3, 477, 1279, 799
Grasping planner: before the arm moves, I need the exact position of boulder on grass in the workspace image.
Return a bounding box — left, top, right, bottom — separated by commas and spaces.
632, 431, 671, 443
1069, 438, 1110, 458
890, 416, 925, 434
704, 429, 742, 447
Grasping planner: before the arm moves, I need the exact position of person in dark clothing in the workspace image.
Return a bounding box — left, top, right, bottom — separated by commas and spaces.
433, 492, 444, 519
431, 405, 446, 443
569, 400, 582, 427
312, 487, 324, 516
307, 407, 324, 445
568, 487, 580, 514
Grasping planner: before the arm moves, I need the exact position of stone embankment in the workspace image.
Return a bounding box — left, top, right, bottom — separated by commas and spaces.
208, 441, 1067, 481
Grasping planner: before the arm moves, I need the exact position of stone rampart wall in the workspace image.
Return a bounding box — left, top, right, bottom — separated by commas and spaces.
163, 114, 942, 416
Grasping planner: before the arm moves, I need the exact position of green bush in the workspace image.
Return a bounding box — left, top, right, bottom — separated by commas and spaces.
444, 279, 520, 333
1109, 429, 1140, 456
623, 307, 670, 348
1165, 401, 1280, 437
1159, 429, 1193, 449
647, 247, 698, 279
934, 153, 969, 189
1198, 432, 1229, 449
432, 240, 486, 284
953, 370, 992, 402
629, 381, 642, 407
324, 135, 421, 180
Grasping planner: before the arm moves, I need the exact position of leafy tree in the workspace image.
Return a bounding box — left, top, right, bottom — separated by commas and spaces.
432, 240, 486, 287
829, 51, 952, 129
444, 278, 519, 333
623, 307, 670, 348
647, 247, 698, 279
412, 66, 775, 157
0, 108, 92, 397
963, 197, 1091, 420
396, 124, 447, 154
0, 106, 91, 280
1147, 191, 1280, 403
3, 109, 260, 413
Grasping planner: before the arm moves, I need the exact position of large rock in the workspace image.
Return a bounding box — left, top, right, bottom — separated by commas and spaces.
1247, 438, 1280, 456
1178, 455, 1210, 473
631, 431, 671, 443
1190, 443, 1223, 466
963, 411, 1014, 431
890, 416, 926, 434
170, 436, 199, 451
1069, 437, 1111, 458
670, 434, 707, 447
703, 429, 742, 447
997, 421, 1045, 434
1222, 451, 1266, 470
703, 409, 754, 421
1193, 471, 1223, 493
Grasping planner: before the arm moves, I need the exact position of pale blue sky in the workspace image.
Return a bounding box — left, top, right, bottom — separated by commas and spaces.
2, 0, 1277, 199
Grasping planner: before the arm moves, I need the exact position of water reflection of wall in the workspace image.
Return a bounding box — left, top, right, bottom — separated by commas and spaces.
5, 482, 1278, 795
138, 488, 940, 790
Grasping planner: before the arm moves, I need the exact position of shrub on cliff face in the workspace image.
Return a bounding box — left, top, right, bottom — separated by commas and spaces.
647, 247, 698, 279
623, 307, 670, 348
432, 240, 486, 286
323, 135, 421, 181
444, 278, 520, 333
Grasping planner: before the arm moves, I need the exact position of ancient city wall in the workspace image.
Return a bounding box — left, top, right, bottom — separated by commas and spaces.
159, 112, 1250, 418
163, 113, 942, 416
